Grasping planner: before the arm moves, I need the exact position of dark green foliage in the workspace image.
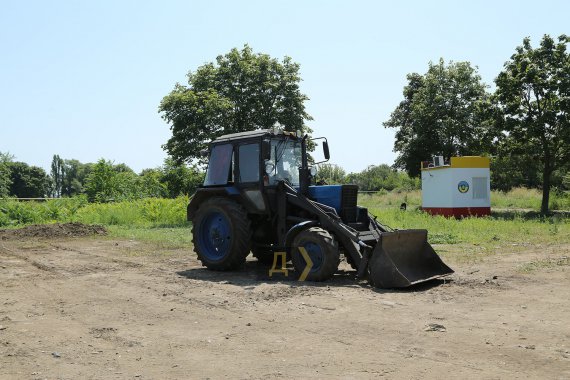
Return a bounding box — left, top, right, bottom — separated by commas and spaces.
0, 152, 13, 197
345, 164, 420, 192
84, 159, 120, 202
139, 169, 167, 198
384, 59, 491, 177
61, 159, 93, 197
83, 158, 205, 202
494, 34, 570, 214
490, 155, 542, 192
6, 161, 49, 198
315, 164, 346, 184
159, 45, 312, 163
50, 154, 65, 197
160, 158, 205, 198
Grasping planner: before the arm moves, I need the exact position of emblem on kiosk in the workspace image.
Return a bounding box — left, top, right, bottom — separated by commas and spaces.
457, 181, 469, 193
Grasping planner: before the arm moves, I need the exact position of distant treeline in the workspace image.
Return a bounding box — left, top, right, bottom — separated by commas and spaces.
0, 153, 203, 202
2, 153, 567, 203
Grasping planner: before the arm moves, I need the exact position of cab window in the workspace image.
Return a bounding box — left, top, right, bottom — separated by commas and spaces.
238, 143, 260, 183
204, 144, 233, 186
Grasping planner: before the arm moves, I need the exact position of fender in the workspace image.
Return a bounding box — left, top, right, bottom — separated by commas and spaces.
283, 220, 318, 253
187, 186, 240, 221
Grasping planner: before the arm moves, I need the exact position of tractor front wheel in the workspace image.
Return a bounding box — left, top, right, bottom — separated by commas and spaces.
291, 227, 340, 282
192, 197, 251, 271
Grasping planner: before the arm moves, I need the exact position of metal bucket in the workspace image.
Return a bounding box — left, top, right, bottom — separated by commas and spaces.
367, 229, 453, 288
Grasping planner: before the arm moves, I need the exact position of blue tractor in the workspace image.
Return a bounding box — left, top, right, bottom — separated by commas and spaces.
187, 129, 452, 288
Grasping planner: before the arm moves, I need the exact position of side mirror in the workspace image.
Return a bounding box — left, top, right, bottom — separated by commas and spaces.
323, 140, 330, 160
261, 139, 271, 160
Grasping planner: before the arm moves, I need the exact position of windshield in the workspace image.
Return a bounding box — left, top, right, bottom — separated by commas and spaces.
266, 138, 301, 186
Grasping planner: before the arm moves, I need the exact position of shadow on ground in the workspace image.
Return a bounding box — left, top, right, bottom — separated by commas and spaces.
176, 260, 450, 293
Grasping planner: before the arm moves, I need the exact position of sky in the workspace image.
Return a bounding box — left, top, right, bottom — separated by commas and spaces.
1, 0, 568, 175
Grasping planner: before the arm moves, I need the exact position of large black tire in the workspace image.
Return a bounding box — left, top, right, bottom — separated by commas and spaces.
192, 197, 251, 271
291, 227, 340, 282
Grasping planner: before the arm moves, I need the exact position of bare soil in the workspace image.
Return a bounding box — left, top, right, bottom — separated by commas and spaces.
0, 227, 569, 379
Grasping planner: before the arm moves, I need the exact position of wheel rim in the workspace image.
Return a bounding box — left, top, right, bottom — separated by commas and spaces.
198, 211, 231, 261
301, 241, 324, 273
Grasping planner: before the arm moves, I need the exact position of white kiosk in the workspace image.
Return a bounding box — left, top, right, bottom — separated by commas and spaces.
421, 156, 491, 217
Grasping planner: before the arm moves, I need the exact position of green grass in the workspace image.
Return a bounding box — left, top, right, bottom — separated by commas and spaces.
107, 225, 192, 249
367, 207, 569, 245
358, 187, 570, 211
0, 196, 189, 228
1, 190, 568, 266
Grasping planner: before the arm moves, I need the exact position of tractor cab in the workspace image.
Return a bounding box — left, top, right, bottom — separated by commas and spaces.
202, 129, 307, 189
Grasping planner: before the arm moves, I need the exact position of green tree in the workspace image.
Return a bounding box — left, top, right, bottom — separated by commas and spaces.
315, 164, 346, 184
345, 164, 419, 192
84, 159, 117, 202
50, 154, 65, 197
161, 158, 205, 198
0, 152, 14, 197
139, 168, 167, 198
490, 153, 542, 192
494, 34, 570, 214
159, 45, 312, 163
7, 162, 49, 198
85, 160, 147, 202
384, 59, 491, 177
61, 159, 93, 197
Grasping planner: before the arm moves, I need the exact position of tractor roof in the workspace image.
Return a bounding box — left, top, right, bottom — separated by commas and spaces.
211, 129, 299, 144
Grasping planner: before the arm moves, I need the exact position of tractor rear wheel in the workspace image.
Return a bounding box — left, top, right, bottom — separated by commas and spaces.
192, 197, 251, 271
291, 227, 340, 282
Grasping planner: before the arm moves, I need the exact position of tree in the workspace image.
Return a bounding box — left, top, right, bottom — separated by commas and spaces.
0, 152, 14, 197
84, 159, 118, 202
345, 164, 419, 192
489, 153, 542, 192
61, 159, 93, 197
84, 160, 145, 202
7, 162, 49, 198
139, 169, 167, 198
494, 34, 570, 214
315, 164, 346, 184
384, 59, 491, 177
159, 45, 312, 163
50, 154, 65, 197
161, 158, 205, 198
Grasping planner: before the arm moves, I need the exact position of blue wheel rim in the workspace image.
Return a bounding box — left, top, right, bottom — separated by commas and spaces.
198, 211, 231, 261
301, 241, 324, 273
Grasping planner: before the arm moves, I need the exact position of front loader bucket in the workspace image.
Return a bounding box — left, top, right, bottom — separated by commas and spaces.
368, 230, 453, 288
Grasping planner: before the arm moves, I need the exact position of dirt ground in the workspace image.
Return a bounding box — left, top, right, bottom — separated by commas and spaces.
1, 225, 569, 379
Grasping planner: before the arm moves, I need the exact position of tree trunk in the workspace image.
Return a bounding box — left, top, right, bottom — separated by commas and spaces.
540, 160, 552, 215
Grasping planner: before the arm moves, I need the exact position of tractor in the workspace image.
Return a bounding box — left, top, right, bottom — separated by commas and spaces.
187, 129, 453, 288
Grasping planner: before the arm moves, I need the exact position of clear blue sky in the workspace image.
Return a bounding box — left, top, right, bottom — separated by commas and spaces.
1, 0, 568, 174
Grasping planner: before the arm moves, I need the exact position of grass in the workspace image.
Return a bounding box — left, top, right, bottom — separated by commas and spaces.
107, 225, 192, 250
517, 255, 570, 273
1, 189, 568, 265
0, 196, 189, 228
358, 187, 570, 211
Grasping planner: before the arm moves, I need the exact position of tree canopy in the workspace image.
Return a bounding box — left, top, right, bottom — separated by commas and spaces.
0, 152, 14, 197
159, 45, 312, 163
383, 59, 491, 177
6, 161, 49, 198
494, 34, 570, 214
